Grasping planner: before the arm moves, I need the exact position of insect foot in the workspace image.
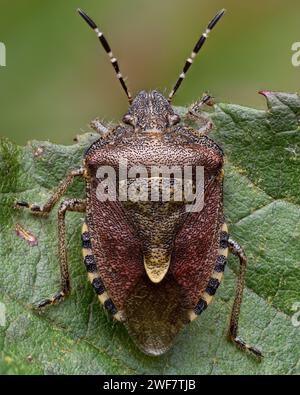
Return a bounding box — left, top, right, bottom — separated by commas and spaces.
34, 291, 66, 310
229, 335, 263, 359
15, 201, 47, 215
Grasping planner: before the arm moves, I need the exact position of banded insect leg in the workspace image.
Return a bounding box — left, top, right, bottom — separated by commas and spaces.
228, 237, 263, 358
186, 94, 214, 136
16, 168, 84, 214
37, 199, 86, 308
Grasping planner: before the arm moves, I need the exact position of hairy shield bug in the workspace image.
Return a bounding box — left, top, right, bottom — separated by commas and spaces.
16, 8, 262, 358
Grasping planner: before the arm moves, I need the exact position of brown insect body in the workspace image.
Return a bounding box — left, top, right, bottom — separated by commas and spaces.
16, 8, 262, 358
84, 91, 224, 355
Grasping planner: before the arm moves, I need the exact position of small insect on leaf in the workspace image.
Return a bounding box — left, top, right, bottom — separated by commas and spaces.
15, 223, 38, 247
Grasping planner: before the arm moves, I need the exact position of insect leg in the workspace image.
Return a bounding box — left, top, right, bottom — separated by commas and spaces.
228, 237, 263, 358
90, 118, 110, 135
190, 93, 215, 112
37, 198, 86, 308
15, 167, 84, 214
186, 94, 214, 136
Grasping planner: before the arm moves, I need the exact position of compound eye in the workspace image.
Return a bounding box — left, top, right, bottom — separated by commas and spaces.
168, 114, 181, 126
122, 114, 135, 126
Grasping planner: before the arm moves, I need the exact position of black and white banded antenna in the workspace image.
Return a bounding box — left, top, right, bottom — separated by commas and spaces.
78, 8, 133, 104
168, 9, 226, 103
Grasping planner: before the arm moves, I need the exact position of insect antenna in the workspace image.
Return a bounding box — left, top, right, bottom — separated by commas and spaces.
168, 9, 226, 103
78, 8, 133, 104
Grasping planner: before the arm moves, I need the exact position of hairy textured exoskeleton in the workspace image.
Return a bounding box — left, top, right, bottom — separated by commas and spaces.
16, 8, 262, 358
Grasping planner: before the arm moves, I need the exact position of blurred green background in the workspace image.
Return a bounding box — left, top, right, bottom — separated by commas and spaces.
0, 0, 299, 144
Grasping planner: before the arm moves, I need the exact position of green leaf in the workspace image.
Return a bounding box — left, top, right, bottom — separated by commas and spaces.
0, 92, 300, 374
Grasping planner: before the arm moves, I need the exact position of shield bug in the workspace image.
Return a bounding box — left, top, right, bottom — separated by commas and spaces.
16, 8, 262, 357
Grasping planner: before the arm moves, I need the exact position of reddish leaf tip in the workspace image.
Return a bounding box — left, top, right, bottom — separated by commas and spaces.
259, 90, 271, 97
